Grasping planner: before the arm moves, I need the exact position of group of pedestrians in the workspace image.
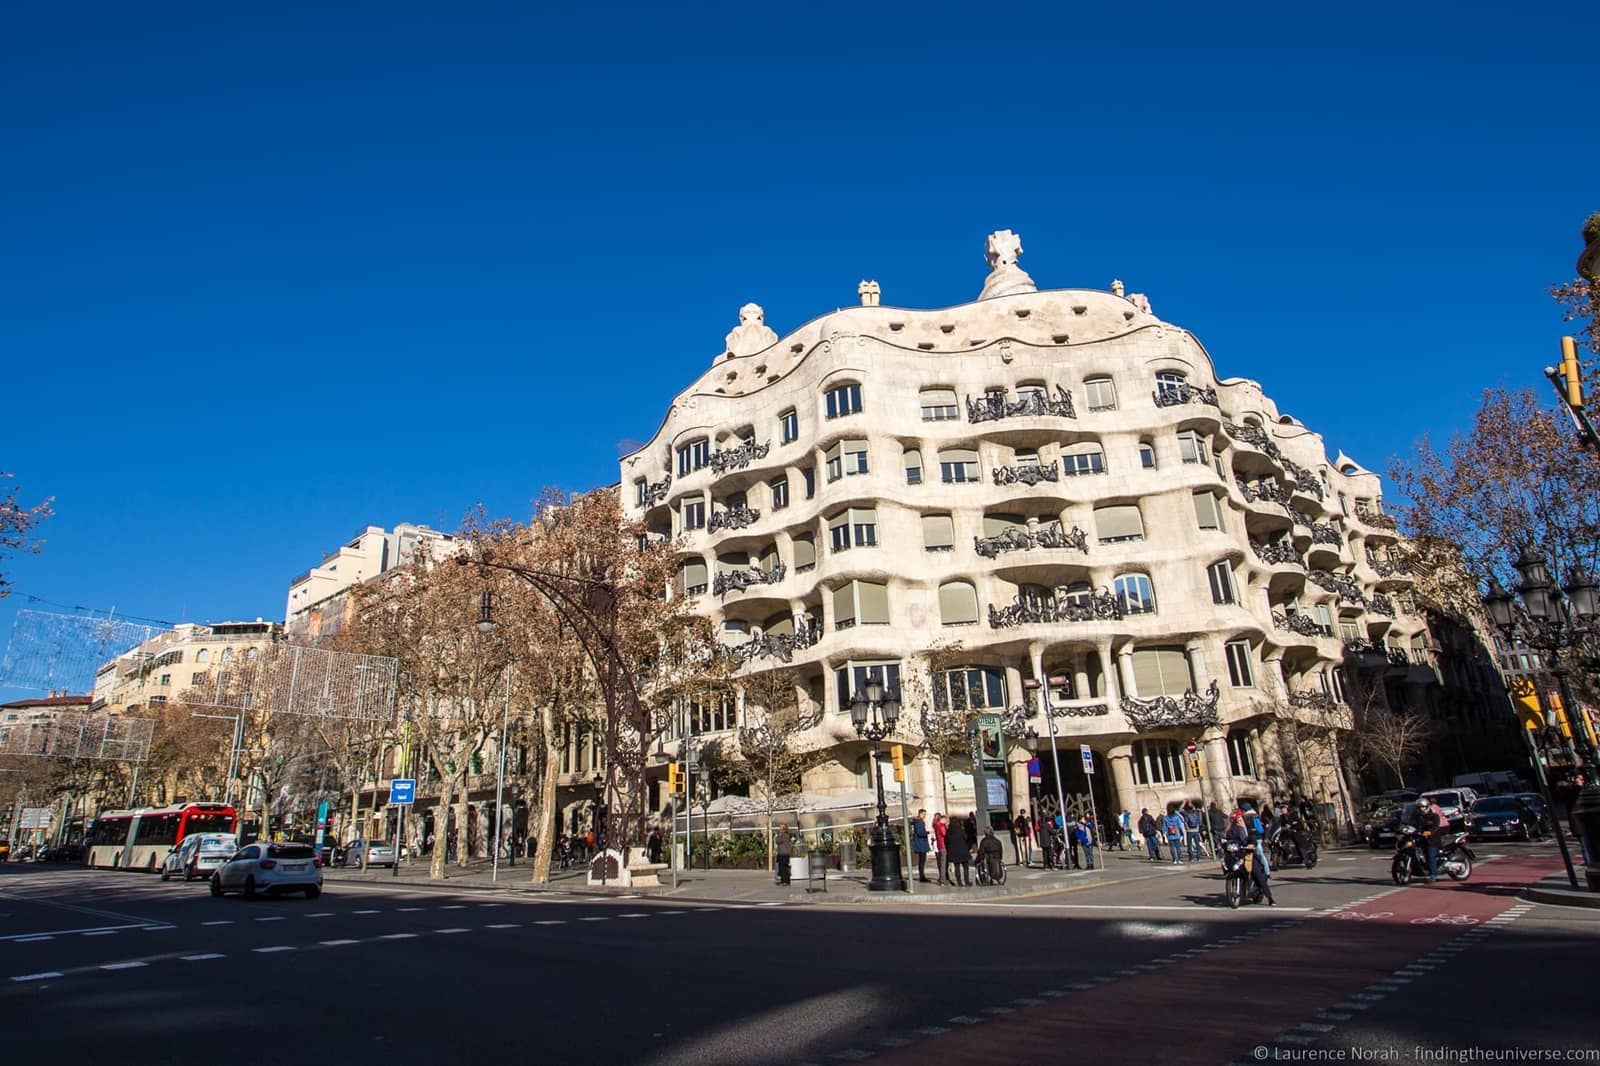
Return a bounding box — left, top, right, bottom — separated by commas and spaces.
1011, 808, 1099, 870
1134, 801, 1228, 866
909, 810, 1009, 886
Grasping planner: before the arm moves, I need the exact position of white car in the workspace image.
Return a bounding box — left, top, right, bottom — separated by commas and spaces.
210, 842, 324, 899
161, 833, 239, 882
1421, 787, 1478, 830
339, 839, 396, 868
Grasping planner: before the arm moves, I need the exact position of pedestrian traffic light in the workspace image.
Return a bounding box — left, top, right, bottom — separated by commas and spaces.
890, 744, 905, 783
1560, 336, 1584, 409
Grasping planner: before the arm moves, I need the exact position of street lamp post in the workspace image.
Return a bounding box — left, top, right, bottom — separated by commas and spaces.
1484, 551, 1600, 890
849, 679, 905, 892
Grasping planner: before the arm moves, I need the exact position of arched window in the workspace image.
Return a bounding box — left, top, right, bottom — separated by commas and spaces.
677, 437, 710, 476
245, 647, 259, 662
1133, 740, 1186, 785
922, 514, 954, 552
1207, 560, 1238, 605
195, 649, 210, 665
1095, 504, 1144, 544
938, 582, 979, 626
1063, 442, 1106, 477
220, 647, 235, 664
1060, 581, 1092, 610
792, 535, 817, 572
903, 447, 923, 485
825, 382, 862, 420
1226, 730, 1257, 778
1114, 573, 1156, 615
1139, 442, 1157, 469
919, 387, 958, 422
779, 408, 799, 444
832, 580, 889, 629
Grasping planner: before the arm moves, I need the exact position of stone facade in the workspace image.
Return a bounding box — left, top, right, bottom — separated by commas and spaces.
621, 233, 1433, 829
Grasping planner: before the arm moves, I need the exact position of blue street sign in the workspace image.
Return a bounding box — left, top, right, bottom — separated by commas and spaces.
390, 778, 416, 805
1027, 757, 1041, 783
1080, 745, 1095, 775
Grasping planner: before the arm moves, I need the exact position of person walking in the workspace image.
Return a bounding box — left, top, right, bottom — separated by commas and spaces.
911, 809, 932, 883
1037, 813, 1058, 869
1066, 813, 1082, 869
647, 826, 663, 865
1119, 810, 1134, 851
1014, 809, 1033, 867
1244, 803, 1272, 876
964, 811, 979, 859
774, 824, 794, 885
1206, 801, 1229, 855
1138, 809, 1161, 861
1183, 802, 1204, 861
945, 814, 972, 886
1075, 818, 1097, 871
1162, 807, 1186, 865
933, 813, 950, 885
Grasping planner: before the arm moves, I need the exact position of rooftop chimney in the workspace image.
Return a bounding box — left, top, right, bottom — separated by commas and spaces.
858, 280, 880, 307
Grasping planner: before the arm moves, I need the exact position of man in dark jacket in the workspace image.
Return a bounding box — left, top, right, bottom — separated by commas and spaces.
1415, 797, 1443, 882
775, 824, 794, 885
1225, 811, 1275, 905
1137, 809, 1161, 862
1036, 814, 1057, 869
1206, 802, 1229, 851
945, 817, 971, 886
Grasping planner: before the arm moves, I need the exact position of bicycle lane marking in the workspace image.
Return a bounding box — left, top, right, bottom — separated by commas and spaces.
865, 851, 1563, 1066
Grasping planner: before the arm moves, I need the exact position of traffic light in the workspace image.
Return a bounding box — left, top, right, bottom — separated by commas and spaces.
890, 745, 905, 783
666, 762, 683, 794
1560, 336, 1584, 409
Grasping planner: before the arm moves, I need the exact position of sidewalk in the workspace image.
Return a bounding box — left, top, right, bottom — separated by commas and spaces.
1520, 872, 1600, 909
321, 846, 1190, 905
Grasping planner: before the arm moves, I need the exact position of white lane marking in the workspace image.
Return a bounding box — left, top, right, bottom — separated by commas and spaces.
620, 913, 650, 919
102, 961, 147, 970
914, 1026, 949, 1036
578, 917, 609, 922
440, 905, 466, 910
353, 910, 381, 915
948, 1015, 981, 1025
16, 936, 54, 943
305, 913, 335, 918
658, 910, 685, 915
436, 928, 469, 934
380, 933, 418, 940
253, 946, 295, 954
82, 931, 118, 937
1299, 1023, 1335, 1033
11, 972, 63, 982
202, 921, 233, 927
535, 920, 566, 926
320, 940, 359, 946
0, 922, 158, 943
397, 907, 423, 912
181, 954, 225, 961
485, 924, 519, 929
478, 903, 503, 907
255, 916, 286, 922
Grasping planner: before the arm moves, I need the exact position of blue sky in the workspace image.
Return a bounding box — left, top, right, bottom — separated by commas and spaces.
2, 3, 1596, 694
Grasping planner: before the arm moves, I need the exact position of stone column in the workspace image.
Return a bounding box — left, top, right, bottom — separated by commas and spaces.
1007, 747, 1032, 822
1201, 727, 1233, 809
1107, 744, 1138, 824
1185, 638, 1208, 690
1073, 651, 1091, 702
1116, 646, 1136, 699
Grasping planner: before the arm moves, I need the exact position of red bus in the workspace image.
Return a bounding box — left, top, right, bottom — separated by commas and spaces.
86, 802, 238, 871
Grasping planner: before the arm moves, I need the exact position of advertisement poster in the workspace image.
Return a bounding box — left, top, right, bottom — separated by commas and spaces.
976, 713, 1004, 772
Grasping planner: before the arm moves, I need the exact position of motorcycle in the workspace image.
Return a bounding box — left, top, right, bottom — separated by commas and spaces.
1392, 825, 1474, 885
1269, 826, 1319, 870
1220, 840, 1263, 908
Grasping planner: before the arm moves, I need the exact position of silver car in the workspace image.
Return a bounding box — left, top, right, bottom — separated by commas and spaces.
339, 839, 396, 868
161, 833, 239, 882
210, 842, 324, 899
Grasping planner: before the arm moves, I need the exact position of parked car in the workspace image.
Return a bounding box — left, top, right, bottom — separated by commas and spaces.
1516, 792, 1553, 835
1420, 788, 1478, 830
1360, 790, 1419, 846
1367, 803, 1418, 849
210, 842, 323, 899
339, 839, 396, 868
1465, 795, 1542, 842
161, 832, 239, 882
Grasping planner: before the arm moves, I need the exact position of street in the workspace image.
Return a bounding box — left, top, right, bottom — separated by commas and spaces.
0, 844, 1595, 1065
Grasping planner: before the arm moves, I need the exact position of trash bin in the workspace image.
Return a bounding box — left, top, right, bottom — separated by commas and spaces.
840, 840, 856, 872
806, 850, 827, 893
789, 856, 807, 883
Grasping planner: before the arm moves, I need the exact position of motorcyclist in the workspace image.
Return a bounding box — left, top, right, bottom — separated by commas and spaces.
1225, 810, 1275, 905
1414, 796, 1443, 882
1277, 801, 1312, 865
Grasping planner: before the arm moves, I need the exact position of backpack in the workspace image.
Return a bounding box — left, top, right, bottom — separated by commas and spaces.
1248, 813, 1264, 836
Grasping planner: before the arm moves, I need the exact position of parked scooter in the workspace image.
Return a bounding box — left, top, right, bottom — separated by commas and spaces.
1392, 825, 1474, 884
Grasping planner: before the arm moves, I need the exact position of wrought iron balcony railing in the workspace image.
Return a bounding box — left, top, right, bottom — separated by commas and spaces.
1153, 382, 1220, 409
1121, 680, 1222, 730
1368, 593, 1396, 617
707, 505, 761, 533
993, 460, 1061, 487
725, 615, 819, 666
967, 385, 1077, 424
1272, 611, 1327, 637
1366, 552, 1412, 578
1354, 504, 1398, 531
1307, 568, 1367, 606
708, 439, 772, 475
1239, 477, 1293, 509
1224, 421, 1283, 461
1288, 689, 1338, 711
712, 563, 786, 598
988, 588, 1123, 629
641, 475, 672, 508
974, 521, 1088, 559
1252, 539, 1304, 567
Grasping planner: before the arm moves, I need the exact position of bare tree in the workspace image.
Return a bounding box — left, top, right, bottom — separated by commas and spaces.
0, 471, 52, 598
1352, 702, 1435, 790
731, 666, 817, 869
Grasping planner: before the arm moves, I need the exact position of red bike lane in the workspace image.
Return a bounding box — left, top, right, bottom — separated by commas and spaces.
867, 852, 1560, 1066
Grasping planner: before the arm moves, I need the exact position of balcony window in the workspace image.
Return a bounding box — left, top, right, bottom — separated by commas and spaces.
1063, 444, 1106, 476
1130, 646, 1193, 698
1178, 430, 1205, 464
1208, 560, 1238, 605
938, 582, 980, 626
1132, 739, 1186, 785
983, 513, 1025, 538
825, 383, 863, 420
801, 465, 815, 499
920, 387, 958, 422
832, 580, 889, 629
1155, 370, 1187, 403
680, 497, 706, 532
1084, 377, 1117, 412
904, 447, 923, 485
939, 449, 980, 484
634, 479, 648, 507
1314, 604, 1333, 634
1139, 443, 1157, 469
933, 666, 1006, 711
828, 507, 878, 551
825, 439, 869, 481
922, 514, 954, 552
1226, 730, 1257, 777
834, 661, 902, 706
769, 476, 789, 512
1114, 573, 1157, 615
1095, 503, 1144, 543
678, 559, 709, 597
1225, 639, 1255, 687
677, 438, 710, 476
1193, 491, 1225, 532
793, 535, 817, 572
780, 408, 799, 444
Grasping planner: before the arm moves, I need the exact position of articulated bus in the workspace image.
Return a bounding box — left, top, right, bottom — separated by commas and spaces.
86, 803, 238, 871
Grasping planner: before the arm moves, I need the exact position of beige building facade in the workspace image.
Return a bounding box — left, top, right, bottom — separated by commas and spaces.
285, 523, 456, 641
92, 620, 283, 714
620, 232, 1436, 831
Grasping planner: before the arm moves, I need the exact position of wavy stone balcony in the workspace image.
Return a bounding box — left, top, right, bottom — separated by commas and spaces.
641, 475, 672, 508
1239, 476, 1293, 511
708, 438, 771, 475
997, 699, 1111, 738
1283, 458, 1326, 502
713, 563, 786, 598
1121, 680, 1222, 731
974, 521, 1088, 559
967, 386, 1077, 424
1307, 568, 1367, 607
988, 587, 1124, 629
1153, 383, 1220, 409
707, 505, 761, 534
725, 616, 819, 666
993, 460, 1061, 487
1366, 553, 1413, 580
1224, 421, 1284, 462
1294, 509, 1343, 546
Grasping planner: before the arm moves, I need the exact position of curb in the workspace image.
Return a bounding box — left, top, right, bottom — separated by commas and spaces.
1520, 886, 1600, 910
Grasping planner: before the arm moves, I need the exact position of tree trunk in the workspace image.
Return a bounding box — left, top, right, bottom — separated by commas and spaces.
430, 778, 456, 880
531, 702, 560, 884
455, 794, 470, 867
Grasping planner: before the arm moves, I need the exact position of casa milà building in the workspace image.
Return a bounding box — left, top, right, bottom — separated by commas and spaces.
621, 231, 1434, 830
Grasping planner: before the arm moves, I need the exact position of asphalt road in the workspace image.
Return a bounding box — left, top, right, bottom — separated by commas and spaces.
0, 843, 1594, 1066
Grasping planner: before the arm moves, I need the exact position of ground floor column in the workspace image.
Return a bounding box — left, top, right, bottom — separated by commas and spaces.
1200, 727, 1233, 809
1107, 743, 1137, 826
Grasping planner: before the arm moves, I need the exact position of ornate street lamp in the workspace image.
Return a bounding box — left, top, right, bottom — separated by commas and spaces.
849, 679, 905, 892
1483, 550, 1600, 890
